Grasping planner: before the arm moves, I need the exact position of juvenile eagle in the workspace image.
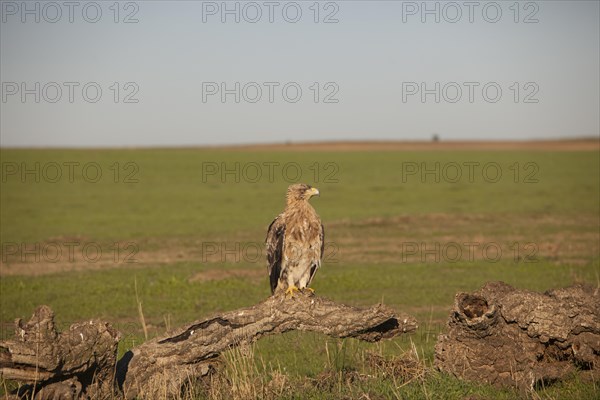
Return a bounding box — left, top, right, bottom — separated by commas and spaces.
266, 183, 324, 296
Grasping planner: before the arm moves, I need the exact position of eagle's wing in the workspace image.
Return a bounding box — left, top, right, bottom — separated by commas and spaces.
266, 214, 286, 294
307, 220, 325, 286
319, 223, 325, 260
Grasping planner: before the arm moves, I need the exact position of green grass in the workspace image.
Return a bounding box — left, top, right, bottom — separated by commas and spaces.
1, 147, 599, 399
1, 149, 598, 242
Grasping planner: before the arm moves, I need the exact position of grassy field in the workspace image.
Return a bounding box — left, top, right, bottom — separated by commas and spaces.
1, 143, 599, 399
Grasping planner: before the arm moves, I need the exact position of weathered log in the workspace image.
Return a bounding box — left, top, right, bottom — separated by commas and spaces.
117, 292, 418, 399
435, 281, 600, 391
1, 293, 417, 399
0, 305, 120, 399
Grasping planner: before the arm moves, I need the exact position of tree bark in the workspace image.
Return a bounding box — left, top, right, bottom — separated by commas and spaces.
1, 293, 417, 399
434, 281, 600, 391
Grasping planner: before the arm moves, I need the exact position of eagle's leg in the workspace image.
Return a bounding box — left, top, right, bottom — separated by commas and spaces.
285, 285, 300, 298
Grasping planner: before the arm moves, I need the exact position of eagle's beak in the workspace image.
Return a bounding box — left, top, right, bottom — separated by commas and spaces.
310, 187, 320, 197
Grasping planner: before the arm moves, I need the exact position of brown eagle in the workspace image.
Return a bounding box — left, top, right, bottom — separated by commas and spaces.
266, 183, 324, 297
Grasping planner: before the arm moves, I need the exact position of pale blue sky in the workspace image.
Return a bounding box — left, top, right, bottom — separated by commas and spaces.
1, 0, 599, 147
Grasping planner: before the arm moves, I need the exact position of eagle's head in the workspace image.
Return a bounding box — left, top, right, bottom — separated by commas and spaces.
286, 183, 320, 204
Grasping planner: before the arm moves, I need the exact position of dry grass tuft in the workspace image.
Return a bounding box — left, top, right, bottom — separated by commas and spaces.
366, 351, 425, 385
200, 343, 292, 400
194, 340, 430, 400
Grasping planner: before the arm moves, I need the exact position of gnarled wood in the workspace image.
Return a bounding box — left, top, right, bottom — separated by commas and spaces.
0, 305, 120, 399
435, 281, 600, 391
1, 293, 417, 399
117, 292, 417, 399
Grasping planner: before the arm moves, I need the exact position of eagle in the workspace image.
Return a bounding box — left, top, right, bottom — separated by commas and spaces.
266, 183, 324, 297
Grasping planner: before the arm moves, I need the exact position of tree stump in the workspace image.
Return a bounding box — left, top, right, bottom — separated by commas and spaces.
1, 293, 417, 399
434, 281, 599, 391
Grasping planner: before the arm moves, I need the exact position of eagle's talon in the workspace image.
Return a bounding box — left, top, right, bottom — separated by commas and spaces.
302, 287, 315, 295
285, 285, 300, 298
